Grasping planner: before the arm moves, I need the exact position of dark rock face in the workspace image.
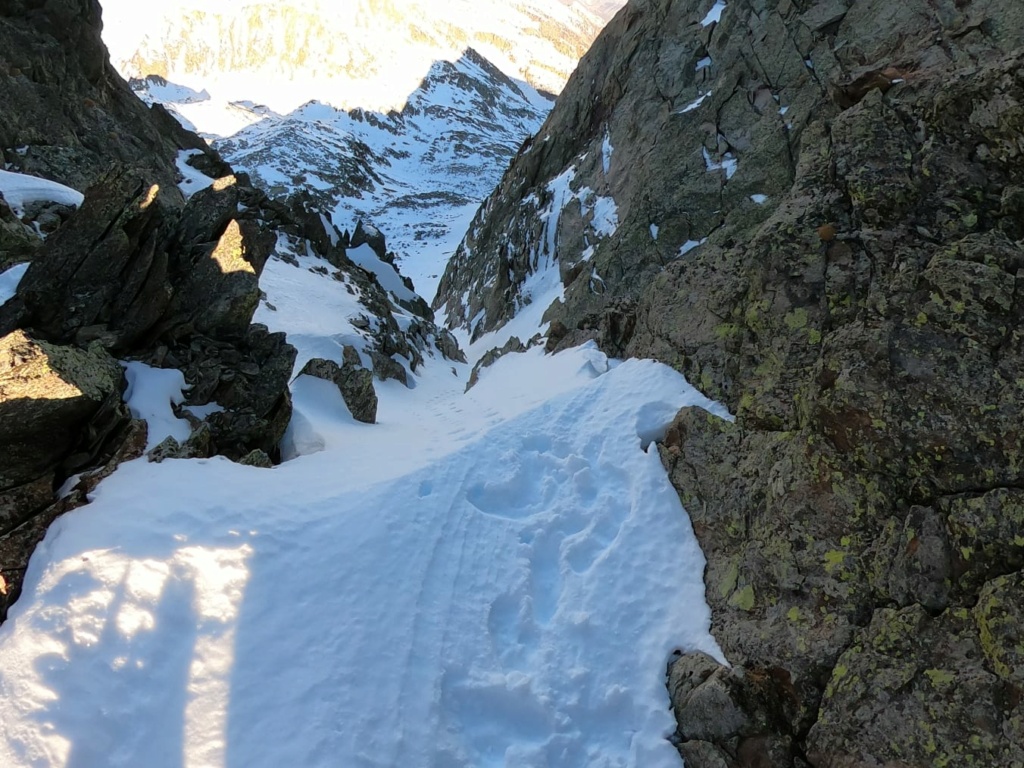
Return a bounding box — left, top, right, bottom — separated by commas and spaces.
12, 171, 173, 348
0, 0, 221, 192
437, 0, 1024, 764
0, 330, 127, 530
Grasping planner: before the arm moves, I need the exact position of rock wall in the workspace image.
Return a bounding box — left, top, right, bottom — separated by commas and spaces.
0, 0, 222, 192
437, 0, 1024, 764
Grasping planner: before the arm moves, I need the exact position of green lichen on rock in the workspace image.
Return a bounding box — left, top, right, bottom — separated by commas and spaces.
729, 584, 755, 612
973, 573, 1024, 684
809, 603, 1023, 766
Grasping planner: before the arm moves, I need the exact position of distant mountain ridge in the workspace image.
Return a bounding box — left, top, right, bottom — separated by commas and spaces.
563, 0, 626, 21
100, 0, 609, 112
132, 46, 550, 299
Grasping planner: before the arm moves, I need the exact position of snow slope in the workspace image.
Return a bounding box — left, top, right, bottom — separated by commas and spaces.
0, 206, 730, 768
0, 262, 29, 306
0, 169, 84, 218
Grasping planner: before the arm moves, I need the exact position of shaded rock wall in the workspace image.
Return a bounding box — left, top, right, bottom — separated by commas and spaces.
0, 0, 222, 191
437, 0, 1024, 764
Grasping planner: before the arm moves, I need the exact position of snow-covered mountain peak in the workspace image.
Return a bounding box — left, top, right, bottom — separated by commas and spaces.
132, 44, 550, 300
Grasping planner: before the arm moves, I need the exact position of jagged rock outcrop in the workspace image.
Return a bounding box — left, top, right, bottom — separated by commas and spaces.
2, 167, 300, 458
0, 330, 127, 531
300, 350, 378, 424
0, 0, 296, 618
437, 0, 1024, 764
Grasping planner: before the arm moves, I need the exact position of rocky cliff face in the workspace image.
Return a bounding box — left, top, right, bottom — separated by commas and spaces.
0, 0, 220, 194
437, 0, 1024, 764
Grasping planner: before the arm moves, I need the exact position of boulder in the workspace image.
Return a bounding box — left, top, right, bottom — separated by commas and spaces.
147, 422, 213, 463
162, 218, 268, 340
0, 330, 126, 531
239, 449, 274, 468
299, 348, 377, 424
370, 350, 409, 387
13, 170, 175, 349
668, 653, 751, 746
170, 324, 296, 460
434, 328, 467, 363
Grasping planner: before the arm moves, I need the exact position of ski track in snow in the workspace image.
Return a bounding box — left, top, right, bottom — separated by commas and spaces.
0, 345, 728, 768
0, 250, 730, 767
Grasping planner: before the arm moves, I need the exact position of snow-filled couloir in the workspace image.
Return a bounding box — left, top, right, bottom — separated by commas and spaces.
0, 166, 731, 766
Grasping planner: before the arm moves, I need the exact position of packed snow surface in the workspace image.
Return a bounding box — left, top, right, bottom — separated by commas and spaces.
121, 363, 191, 451
0, 175, 729, 768
0, 262, 30, 307
700, 0, 727, 26
0, 170, 84, 217
0, 347, 727, 768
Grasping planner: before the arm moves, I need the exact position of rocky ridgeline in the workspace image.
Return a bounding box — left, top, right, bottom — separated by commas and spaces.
211, 48, 548, 221
437, 0, 1024, 764
0, 1, 462, 620
112, 0, 602, 102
